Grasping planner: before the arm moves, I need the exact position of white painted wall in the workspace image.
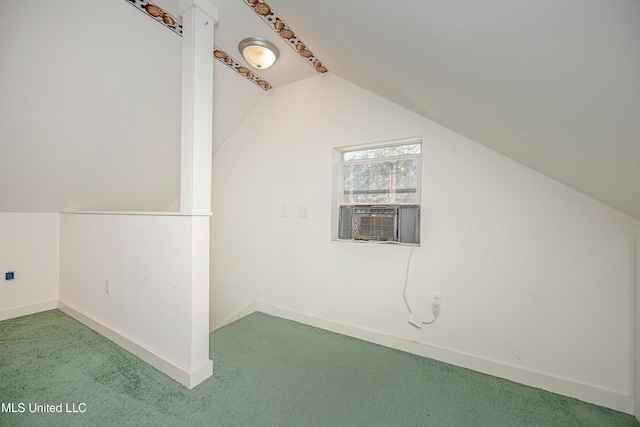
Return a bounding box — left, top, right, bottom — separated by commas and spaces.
59, 213, 211, 387
0, 213, 59, 320
211, 73, 640, 412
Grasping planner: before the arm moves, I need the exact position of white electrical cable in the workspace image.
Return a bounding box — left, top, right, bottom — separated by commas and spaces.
403, 244, 439, 326
402, 244, 417, 313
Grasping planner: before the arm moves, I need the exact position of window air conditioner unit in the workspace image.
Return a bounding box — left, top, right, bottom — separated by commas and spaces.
338, 205, 420, 244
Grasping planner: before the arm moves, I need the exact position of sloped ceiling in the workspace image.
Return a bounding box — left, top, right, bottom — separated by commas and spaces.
262, 0, 640, 220
1, 1, 181, 212
1, 0, 639, 220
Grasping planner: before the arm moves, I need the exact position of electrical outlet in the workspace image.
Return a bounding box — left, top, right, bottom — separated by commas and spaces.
297, 206, 308, 218
431, 293, 443, 307
105, 279, 111, 294
431, 293, 442, 317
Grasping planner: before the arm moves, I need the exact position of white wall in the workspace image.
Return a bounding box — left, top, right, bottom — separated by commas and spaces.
59, 213, 212, 387
0, 213, 59, 320
211, 73, 640, 412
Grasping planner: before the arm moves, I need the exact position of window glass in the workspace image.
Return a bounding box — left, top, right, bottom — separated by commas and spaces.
343, 158, 419, 204
341, 142, 420, 205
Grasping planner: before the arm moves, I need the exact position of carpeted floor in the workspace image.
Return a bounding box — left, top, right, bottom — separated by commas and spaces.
0, 309, 637, 426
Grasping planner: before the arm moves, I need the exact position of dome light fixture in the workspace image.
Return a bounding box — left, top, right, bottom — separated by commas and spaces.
238, 37, 280, 70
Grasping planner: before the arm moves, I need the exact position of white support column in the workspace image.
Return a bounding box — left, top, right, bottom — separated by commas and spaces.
178, 0, 218, 388
635, 234, 639, 421
179, 0, 218, 214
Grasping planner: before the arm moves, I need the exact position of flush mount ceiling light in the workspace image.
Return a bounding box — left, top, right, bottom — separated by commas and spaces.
238, 37, 280, 70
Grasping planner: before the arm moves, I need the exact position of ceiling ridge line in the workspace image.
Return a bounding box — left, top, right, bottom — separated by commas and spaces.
241, 0, 328, 74
123, 0, 274, 91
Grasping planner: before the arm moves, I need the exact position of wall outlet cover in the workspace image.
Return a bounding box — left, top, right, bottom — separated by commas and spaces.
431, 293, 443, 307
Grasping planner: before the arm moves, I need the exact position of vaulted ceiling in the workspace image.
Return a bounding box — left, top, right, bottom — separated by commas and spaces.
2, 0, 639, 219
209, 0, 640, 220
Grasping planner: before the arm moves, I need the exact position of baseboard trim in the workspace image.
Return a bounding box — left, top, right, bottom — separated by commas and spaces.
231, 300, 634, 415
57, 300, 212, 389
0, 300, 58, 321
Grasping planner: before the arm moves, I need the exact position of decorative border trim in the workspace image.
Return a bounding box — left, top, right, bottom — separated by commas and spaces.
213, 49, 274, 90
125, 0, 183, 36
242, 0, 328, 74
124, 0, 275, 91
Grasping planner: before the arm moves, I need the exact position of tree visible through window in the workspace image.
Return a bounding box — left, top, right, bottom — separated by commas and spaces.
341, 142, 421, 205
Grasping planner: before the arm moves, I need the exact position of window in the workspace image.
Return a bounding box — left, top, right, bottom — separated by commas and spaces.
334, 139, 421, 244
340, 142, 421, 205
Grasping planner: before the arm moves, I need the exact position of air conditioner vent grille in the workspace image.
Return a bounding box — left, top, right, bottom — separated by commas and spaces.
338, 205, 420, 243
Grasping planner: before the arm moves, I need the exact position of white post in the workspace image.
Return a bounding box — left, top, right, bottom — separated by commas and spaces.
178, 0, 218, 388
179, 0, 218, 214
635, 234, 639, 421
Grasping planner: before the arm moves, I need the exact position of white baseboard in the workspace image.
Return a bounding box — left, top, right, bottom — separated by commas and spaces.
0, 300, 58, 321
57, 300, 212, 389
7, 299, 630, 413
212, 302, 265, 331
230, 300, 634, 415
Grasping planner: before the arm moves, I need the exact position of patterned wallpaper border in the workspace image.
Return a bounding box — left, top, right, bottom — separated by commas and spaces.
213, 49, 274, 90
242, 0, 328, 74
125, 0, 275, 91
125, 0, 184, 36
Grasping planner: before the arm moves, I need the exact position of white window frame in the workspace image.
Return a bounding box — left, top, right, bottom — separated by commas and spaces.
331, 137, 422, 242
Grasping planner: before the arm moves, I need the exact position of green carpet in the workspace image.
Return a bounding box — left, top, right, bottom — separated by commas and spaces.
0, 310, 637, 426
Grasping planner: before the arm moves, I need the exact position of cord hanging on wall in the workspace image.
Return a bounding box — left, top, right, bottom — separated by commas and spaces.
403, 245, 440, 328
